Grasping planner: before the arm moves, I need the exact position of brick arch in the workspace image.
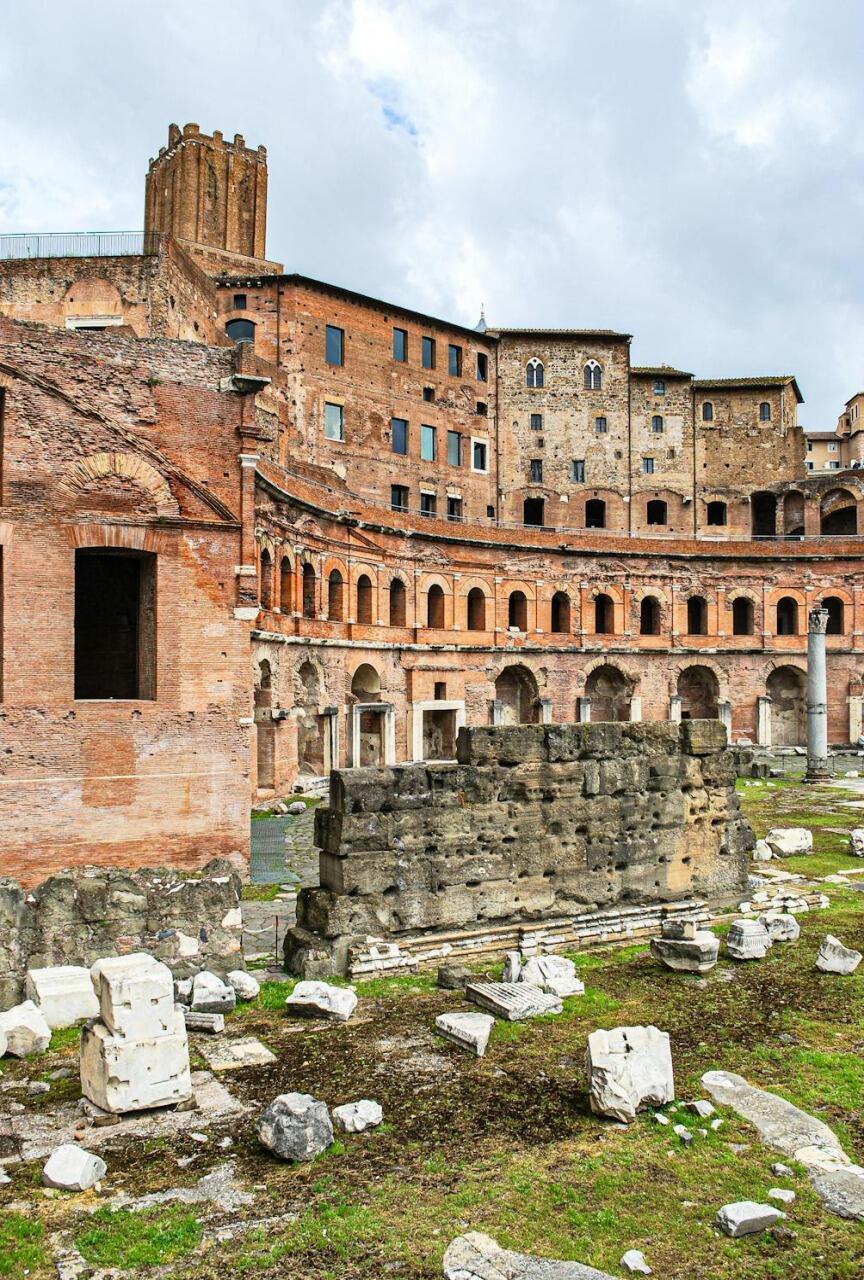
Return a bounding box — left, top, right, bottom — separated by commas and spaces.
580, 656, 641, 692
586, 583, 624, 603
63, 451, 179, 517
670, 656, 728, 699
457, 575, 494, 599
765, 656, 806, 677
65, 522, 167, 553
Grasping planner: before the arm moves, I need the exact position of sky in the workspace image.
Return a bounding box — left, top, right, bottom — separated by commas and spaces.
0, 0, 862, 428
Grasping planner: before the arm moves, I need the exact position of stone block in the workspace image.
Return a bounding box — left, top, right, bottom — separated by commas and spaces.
650, 931, 719, 972
257, 1092, 333, 1161
586, 1025, 674, 1123
816, 935, 862, 975
765, 827, 813, 857
90, 953, 176, 1039
679, 719, 727, 756
42, 1143, 106, 1191
0, 1000, 51, 1057
25, 965, 99, 1029
435, 1011, 494, 1056
332, 1099, 383, 1133
727, 918, 772, 960
759, 912, 800, 943
285, 980, 358, 1021
226, 970, 260, 1001
850, 828, 864, 857
191, 971, 236, 1014
715, 1201, 785, 1238
457, 725, 548, 766
183, 1010, 225, 1033
466, 980, 562, 1021
80, 1014, 192, 1113
519, 955, 585, 998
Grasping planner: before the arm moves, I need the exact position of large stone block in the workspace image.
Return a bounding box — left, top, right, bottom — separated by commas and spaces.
0, 999, 51, 1057
586, 1025, 674, 1123
80, 1012, 192, 1113
90, 953, 176, 1038
25, 965, 100, 1029
679, 719, 727, 756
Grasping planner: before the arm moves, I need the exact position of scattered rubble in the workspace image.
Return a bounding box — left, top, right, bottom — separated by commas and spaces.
198, 1036, 277, 1071
227, 970, 261, 1001
443, 1231, 617, 1280
24, 966, 99, 1029
466, 981, 562, 1021
435, 1011, 494, 1057
518, 955, 585, 998
715, 1201, 786, 1237
332, 1099, 383, 1133
758, 912, 800, 943
765, 828, 813, 857
42, 1143, 106, 1192
586, 1025, 674, 1124
650, 919, 719, 972
726, 919, 772, 961
191, 971, 237, 1014
285, 980, 358, 1022
257, 1092, 333, 1162
815, 935, 862, 975
620, 1249, 652, 1275
0, 1000, 51, 1057
437, 964, 471, 991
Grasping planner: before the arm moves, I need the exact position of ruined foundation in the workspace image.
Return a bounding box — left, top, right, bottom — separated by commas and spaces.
284, 720, 752, 978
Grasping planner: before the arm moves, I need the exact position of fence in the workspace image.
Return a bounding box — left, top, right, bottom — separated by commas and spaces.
0, 230, 162, 261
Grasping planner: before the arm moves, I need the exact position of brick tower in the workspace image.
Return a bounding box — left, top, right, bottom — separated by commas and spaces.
144, 123, 268, 271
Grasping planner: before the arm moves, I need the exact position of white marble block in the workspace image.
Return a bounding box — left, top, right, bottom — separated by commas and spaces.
25, 965, 99, 1029
80, 1014, 192, 1113
586, 1025, 674, 1123
0, 1000, 52, 1057
90, 953, 176, 1039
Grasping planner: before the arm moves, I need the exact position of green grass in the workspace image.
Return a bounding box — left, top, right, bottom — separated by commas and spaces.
48, 1025, 81, 1052
75, 1207, 202, 1269
240, 881, 283, 901
0, 1214, 48, 1278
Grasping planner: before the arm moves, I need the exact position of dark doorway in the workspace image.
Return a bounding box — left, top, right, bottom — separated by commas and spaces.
523, 497, 545, 526
74, 550, 155, 699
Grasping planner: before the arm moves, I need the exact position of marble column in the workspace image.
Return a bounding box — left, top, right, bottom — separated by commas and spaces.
806, 607, 830, 782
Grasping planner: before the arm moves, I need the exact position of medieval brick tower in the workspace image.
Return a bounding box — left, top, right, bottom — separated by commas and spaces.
144, 122, 268, 270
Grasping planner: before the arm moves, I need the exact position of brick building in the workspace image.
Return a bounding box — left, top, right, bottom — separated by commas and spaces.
2, 121, 864, 882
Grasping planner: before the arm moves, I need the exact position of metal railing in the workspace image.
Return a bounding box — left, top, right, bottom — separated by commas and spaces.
0, 230, 161, 261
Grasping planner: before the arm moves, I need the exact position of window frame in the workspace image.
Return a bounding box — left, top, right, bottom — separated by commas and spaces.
447, 429, 462, 467
572, 459, 585, 483
448, 343, 462, 377
421, 336, 436, 369
392, 327, 408, 362
323, 401, 345, 442
325, 324, 344, 366
420, 423, 437, 462
471, 437, 489, 473
391, 417, 409, 455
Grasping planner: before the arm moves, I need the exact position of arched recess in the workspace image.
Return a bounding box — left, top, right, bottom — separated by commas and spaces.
639, 595, 661, 635
327, 569, 344, 621
731, 595, 755, 635
63, 451, 179, 518
820, 594, 846, 635
254, 658, 275, 790
677, 664, 720, 720
388, 576, 407, 626
295, 659, 327, 775
508, 590, 528, 631
820, 487, 858, 535
356, 573, 374, 624
467, 586, 486, 631
686, 595, 708, 636
301, 561, 317, 618
593, 592, 615, 634
494, 664, 540, 725
783, 490, 805, 536
751, 491, 777, 536
279, 555, 293, 612
585, 663, 632, 722
766, 665, 806, 747
259, 546, 274, 611
426, 583, 446, 628
351, 662, 381, 699
775, 596, 800, 636
550, 591, 570, 634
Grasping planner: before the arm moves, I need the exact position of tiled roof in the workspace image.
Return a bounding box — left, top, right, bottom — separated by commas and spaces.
693, 375, 803, 403
489, 327, 632, 339
631, 365, 692, 378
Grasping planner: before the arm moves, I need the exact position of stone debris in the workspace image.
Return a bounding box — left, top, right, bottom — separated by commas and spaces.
437, 964, 472, 991
518, 955, 585, 998
42, 1143, 106, 1192
502, 952, 522, 983
620, 1250, 652, 1275
758, 912, 800, 943
673, 1124, 693, 1145
183, 1011, 225, 1034
81, 954, 192, 1114
772, 1162, 794, 1177
768, 1188, 796, 1204
753, 839, 774, 862
715, 1201, 786, 1237
815, 935, 862, 975
443, 1231, 618, 1279
466, 981, 563, 1022
765, 828, 813, 858
849, 828, 864, 857
0, 1167, 10, 1184
726, 919, 772, 961
285, 980, 358, 1022
112, 1161, 254, 1214
586, 1025, 674, 1124
198, 1036, 277, 1071
287, 800, 307, 815
191, 971, 237, 1014
650, 918, 719, 972
435, 1011, 495, 1057
687, 1099, 715, 1119
710, 1118, 723, 1131
0, 1000, 51, 1057
653, 1112, 669, 1125
24, 966, 99, 1029
332, 1099, 383, 1133
257, 1092, 333, 1162
702, 1069, 864, 1220
28, 1081, 50, 1095
226, 970, 261, 1001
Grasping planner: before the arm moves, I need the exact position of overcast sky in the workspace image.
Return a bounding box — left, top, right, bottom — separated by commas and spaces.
1, 0, 861, 427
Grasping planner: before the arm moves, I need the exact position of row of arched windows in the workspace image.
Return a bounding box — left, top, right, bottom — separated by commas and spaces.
525, 358, 603, 389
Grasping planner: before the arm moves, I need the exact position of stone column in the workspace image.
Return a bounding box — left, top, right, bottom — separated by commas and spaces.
628, 696, 642, 723
669, 696, 682, 723
756, 696, 772, 747
848, 694, 863, 745
490, 699, 504, 726
538, 698, 553, 724
717, 700, 732, 740
806, 606, 830, 782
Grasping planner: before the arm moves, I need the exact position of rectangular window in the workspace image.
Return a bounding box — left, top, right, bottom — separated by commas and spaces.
324, 402, 344, 441
829, 460, 840, 470
530, 459, 543, 482
486, 504, 495, 518
447, 430, 461, 466
472, 440, 488, 472
420, 492, 437, 517
421, 424, 437, 462
530, 413, 543, 431
392, 327, 408, 362
233, 293, 247, 309
651, 415, 664, 433
422, 336, 436, 369
476, 352, 488, 381
806, 441, 813, 451
653, 379, 666, 395
391, 484, 409, 512
595, 416, 607, 433
642, 457, 655, 474
572, 459, 585, 483
476, 401, 487, 416
448, 344, 462, 377
75, 550, 156, 700
391, 418, 408, 455
422, 386, 435, 402
828, 442, 837, 451
325, 325, 343, 366
447, 496, 463, 521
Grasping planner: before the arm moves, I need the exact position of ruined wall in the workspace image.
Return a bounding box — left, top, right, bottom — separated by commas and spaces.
0, 859, 243, 1008
285, 720, 752, 975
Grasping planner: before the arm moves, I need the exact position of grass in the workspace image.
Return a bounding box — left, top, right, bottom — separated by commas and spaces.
0, 1214, 48, 1279
240, 881, 284, 901
75, 1207, 202, 1269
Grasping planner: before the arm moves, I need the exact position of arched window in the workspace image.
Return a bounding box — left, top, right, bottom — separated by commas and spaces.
427, 583, 445, 628
821, 596, 844, 635
759, 401, 771, 422
259, 548, 273, 610
706, 501, 727, 527
356, 574, 373, 625
651, 415, 664, 433
526, 358, 544, 388
584, 360, 602, 390
585, 498, 606, 529
687, 595, 708, 635
594, 593, 614, 634
508, 590, 528, 631
646, 499, 667, 525
776, 596, 799, 635
467, 587, 486, 631
389, 578, 406, 626
550, 591, 570, 634
327, 569, 344, 621
732, 597, 754, 635
702, 402, 714, 422
226, 318, 255, 345
302, 563, 316, 618
639, 596, 661, 635
280, 557, 293, 612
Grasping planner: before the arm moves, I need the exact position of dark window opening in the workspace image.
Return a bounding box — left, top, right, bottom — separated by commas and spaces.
551, 591, 570, 634
572, 459, 585, 483
759, 401, 771, 422
594, 593, 614, 634
751, 491, 777, 536
422, 385, 435, 402
391, 484, 409, 512
530, 413, 543, 431
584, 361, 602, 390
328, 570, 344, 621
732, 597, 754, 635
259, 548, 273, 610
356, 574, 373, 624
687, 596, 708, 635
585, 498, 606, 528
232, 293, 247, 309
529, 459, 543, 483
702, 402, 714, 422
74, 550, 155, 700
420, 492, 437, 517
526, 358, 544, 388
427, 583, 445, 628
393, 327, 408, 362
422, 336, 436, 369
476, 352, 488, 381
389, 578, 406, 626
391, 417, 408, 454
595, 416, 607, 433
707, 500, 727, 526
476, 401, 487, 416
486, 505, 495, 519
447, 430, 461, 466
325, 325, 344, 365
467, 587, 485, 630
447, 496, 463, 521
225, 318, 254, 345
821, 596, 844, 634
640, 596, 661, 635
508, 590, 528, 630
646, 499, 667, 525
434, 681, 447, 700
280, 558, 292, 611
651, 415, 664, 433
776, 596, 798, 635
302, 563, 316, 618
523, 496, 544, 526
448, 344, 462, 377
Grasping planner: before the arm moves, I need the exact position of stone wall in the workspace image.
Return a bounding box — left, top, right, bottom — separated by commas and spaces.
0, 859, 243, 1009
285, 720, 752, 976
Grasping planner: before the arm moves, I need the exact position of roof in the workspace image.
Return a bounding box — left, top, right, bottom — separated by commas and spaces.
844, 391, 864, 405
488, 327, 632, 341
631, 365, 692, 379
805, 431, 842, 441
693, 376, 803, 403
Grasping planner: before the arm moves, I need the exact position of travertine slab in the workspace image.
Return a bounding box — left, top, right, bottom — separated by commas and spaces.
90, 954, 176, 1039
80, 1013, 192, 1113
25, 966, 99, 1029
435, 1011, 494, 1056
465, 981, 562, 1021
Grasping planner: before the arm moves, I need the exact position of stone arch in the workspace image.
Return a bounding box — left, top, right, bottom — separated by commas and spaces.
63, 452, 179, 517
295, 658, 327, 775
766, 664, 806, 747
585, 662, 633, 722
783, 490, 805, 536
350, 662, 381, 699
494, 663, 540, 725
820, 487, 859, 535
677, 664, 720, 720
63, 277, 124, 324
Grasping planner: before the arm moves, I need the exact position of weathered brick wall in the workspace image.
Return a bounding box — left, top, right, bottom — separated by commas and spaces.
285, 720, 751, 974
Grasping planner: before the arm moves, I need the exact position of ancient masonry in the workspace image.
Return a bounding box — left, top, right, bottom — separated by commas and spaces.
0, 119, 863, 881
285, 720, 752, 977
